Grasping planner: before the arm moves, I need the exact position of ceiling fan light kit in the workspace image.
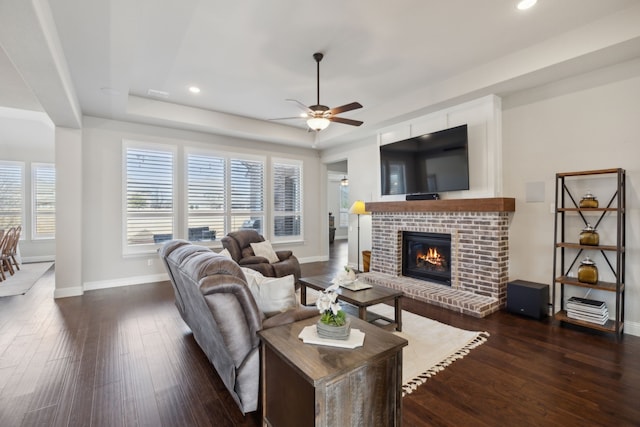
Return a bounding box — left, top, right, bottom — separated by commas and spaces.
307, 117, 330, 131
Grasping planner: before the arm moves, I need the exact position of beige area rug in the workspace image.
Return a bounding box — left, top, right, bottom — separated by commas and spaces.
0, 262, 54, 297
368, 303, 489, 395
300, 289, 489, 395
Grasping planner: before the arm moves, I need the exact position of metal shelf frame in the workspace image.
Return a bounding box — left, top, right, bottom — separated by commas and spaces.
552, 168, 625, 336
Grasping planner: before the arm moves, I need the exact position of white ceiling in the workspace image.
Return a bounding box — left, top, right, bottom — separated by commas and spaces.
2, 0, 640, 149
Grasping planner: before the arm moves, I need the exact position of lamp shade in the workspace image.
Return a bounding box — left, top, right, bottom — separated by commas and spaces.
349, 200, 370, 215
307, 117, 330, 131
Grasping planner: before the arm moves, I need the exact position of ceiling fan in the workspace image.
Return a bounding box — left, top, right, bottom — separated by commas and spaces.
273, 52, 363, 132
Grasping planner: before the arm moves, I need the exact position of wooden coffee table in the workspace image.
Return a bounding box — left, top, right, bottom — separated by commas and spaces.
299, 275, 404, 331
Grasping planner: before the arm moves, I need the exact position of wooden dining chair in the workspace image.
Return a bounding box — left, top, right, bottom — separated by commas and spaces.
7, 225, 21, 271
0, 228, 13, 280
0, 229, 5, 281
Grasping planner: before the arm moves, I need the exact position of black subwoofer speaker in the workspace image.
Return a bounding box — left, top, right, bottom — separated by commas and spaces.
506, 280, 549, 319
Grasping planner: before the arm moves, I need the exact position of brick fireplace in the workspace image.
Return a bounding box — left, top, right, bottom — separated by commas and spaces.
360, 198, 515, 318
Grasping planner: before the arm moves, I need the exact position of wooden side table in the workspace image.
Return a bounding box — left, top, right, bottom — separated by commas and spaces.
258, 315, 407, 427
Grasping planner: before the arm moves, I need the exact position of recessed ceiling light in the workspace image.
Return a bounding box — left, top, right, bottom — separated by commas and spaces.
517, 0, 537, 10
189, 86, 201, 94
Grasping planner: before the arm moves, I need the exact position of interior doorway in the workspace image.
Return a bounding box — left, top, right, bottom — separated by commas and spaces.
326, 160, 349, 246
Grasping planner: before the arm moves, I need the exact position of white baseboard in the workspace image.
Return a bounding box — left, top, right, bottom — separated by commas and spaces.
298, 255, 329, 263
624, 320, 640, 337
54, 286, 83, 298
22, 256, 55, 263
83, 272, 169, 292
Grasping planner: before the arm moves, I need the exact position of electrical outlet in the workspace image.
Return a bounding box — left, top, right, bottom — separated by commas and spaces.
147, 259, 153, 266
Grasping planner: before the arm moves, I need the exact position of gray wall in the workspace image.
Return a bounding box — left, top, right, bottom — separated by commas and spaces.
79, 117, 325, 289
320, 62, 640, 335
503, 59, 640, 335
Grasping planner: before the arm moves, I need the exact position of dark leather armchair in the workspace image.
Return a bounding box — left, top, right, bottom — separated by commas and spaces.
221, 229, 301, 282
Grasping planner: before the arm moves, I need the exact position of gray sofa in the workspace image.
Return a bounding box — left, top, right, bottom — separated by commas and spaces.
158, 240, 316, 414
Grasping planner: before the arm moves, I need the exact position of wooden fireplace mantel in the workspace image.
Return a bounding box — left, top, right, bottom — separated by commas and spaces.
366, 197, 515, 213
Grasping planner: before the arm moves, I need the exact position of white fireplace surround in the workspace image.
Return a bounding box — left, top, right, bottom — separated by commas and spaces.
360, 198, 514, 318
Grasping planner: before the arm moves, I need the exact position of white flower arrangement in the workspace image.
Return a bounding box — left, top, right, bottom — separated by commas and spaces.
316, 283, 347, 326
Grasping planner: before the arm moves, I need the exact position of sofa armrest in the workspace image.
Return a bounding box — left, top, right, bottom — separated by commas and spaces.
261, 306, 318, 330
239, 256, 270, 265
275, 250, 293, 261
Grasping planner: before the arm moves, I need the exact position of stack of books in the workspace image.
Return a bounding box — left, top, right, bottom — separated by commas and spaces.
566, 296, 609, 325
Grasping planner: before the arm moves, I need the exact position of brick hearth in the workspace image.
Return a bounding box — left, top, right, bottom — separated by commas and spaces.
362, 198, 515, 318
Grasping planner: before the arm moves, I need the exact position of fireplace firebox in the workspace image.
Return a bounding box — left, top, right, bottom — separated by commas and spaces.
402, 231, 452, 285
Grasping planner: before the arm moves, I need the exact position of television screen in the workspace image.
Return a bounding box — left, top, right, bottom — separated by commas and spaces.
380, 124, 469, 196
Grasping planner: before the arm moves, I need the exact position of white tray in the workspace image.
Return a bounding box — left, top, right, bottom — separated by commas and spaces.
298, 325, 365, 349
339, 279, 372, 291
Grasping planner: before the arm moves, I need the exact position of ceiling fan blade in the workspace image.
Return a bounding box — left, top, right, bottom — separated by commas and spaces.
329, 102, 363, 115
268, 116, 305, 121
329, 116, 363, 126
286, 99, 312, 114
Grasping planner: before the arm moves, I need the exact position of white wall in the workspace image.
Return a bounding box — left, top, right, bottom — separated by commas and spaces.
503, 60, 640, 335
376, 95, 503, 201
0, 108, 55, 261
80, 116, 324, 290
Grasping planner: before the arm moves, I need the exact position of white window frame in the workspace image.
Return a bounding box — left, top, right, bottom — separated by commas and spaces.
31, 162, 55, 240
0, 160, 25, 231
122, 140, 177, 255
271, 157, 303, 243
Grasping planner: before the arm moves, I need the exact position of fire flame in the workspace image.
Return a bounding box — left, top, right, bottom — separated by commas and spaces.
417, 247, 445, 266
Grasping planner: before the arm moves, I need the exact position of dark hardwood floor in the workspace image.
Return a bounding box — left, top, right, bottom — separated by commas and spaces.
1, 240, 638, 426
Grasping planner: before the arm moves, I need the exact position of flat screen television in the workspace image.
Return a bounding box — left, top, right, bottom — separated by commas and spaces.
380, 124, 469, 196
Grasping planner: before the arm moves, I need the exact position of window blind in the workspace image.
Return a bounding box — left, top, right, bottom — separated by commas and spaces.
33, 163, 55, 239
273, 160, 302, 238
0, 161, 24, 229
230, 158, 264, 234
187, 153, 225, 240
125, 147, 174, 245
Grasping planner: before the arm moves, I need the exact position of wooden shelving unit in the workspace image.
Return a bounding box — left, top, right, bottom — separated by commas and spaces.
552, 168, 625, 336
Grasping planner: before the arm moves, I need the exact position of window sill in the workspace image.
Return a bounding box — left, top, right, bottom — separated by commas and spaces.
123, 240, 222, 258
270, 238, 304, 246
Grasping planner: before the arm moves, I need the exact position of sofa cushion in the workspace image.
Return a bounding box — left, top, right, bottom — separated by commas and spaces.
250, 240, 279, 264
242, 268, 297, 317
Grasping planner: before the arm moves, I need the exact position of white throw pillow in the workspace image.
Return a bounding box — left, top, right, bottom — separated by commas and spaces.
241, 267, 297, 317
218, 248, 232, 258
250, 240, 279, 264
